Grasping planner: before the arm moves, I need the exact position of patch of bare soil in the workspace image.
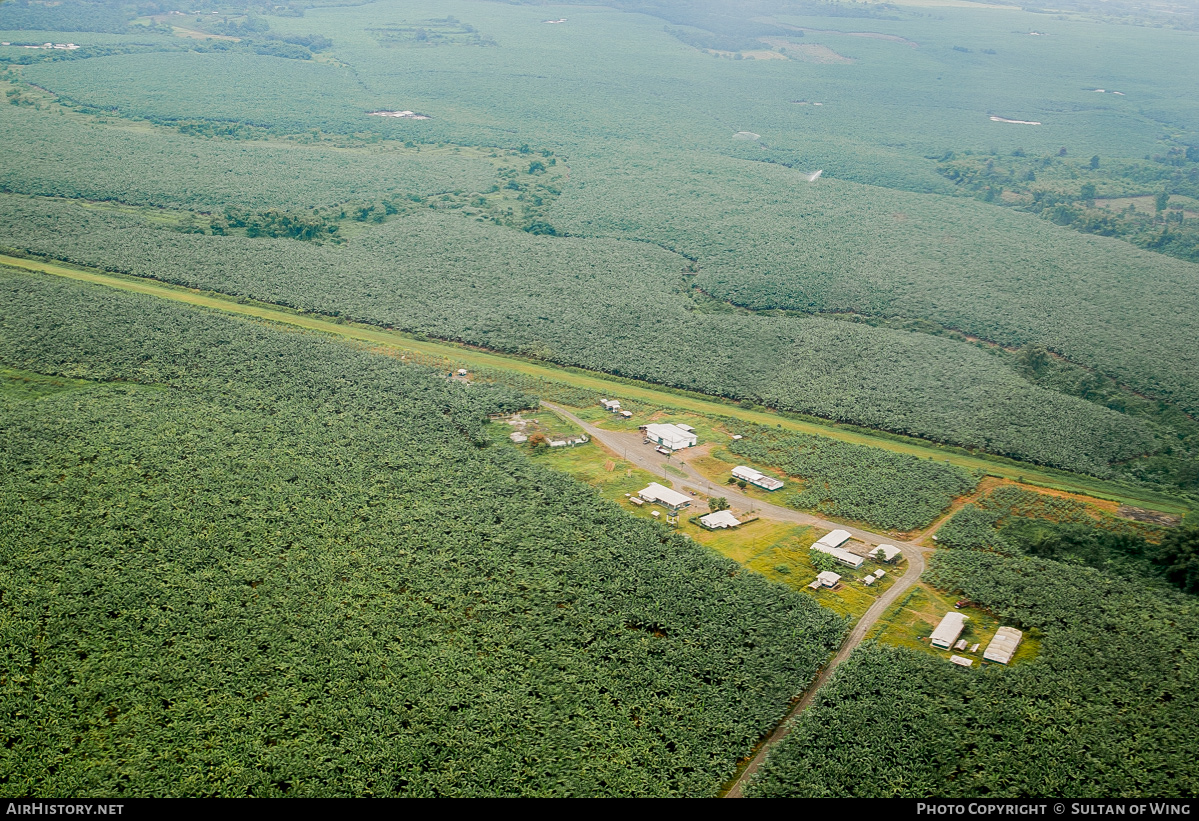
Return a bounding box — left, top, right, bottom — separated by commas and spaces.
1117, 506, 1182, 527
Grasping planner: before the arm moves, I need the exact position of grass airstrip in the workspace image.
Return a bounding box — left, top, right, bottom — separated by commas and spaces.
1, 251, 1188, 519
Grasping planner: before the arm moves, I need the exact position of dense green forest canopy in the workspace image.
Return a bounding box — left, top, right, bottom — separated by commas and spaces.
0, 268, 849, 796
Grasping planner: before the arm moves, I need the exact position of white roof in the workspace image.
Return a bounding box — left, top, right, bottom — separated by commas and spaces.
732, 465, 765, 482
872, 545, 902, 561
983, 626, 1023, 664
931, 612, 969, 648
638, 482, 691, 508
811, 543, 865, 569
816, 529, 852, 549
816, 571, 841, 587
700, 510, 741, 529
645, 424, 697, 448
950, 655, 973, 667
675, 424, 695, 432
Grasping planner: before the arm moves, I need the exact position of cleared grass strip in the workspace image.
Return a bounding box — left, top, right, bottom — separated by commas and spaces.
2, 253, 1188, 515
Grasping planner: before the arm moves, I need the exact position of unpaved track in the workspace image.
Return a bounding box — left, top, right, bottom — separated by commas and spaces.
542, 403, 929, 797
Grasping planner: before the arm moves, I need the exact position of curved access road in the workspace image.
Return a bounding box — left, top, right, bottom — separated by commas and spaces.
541, 402, 931, 798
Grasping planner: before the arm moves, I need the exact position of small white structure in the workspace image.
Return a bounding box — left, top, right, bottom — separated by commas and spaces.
644, 423, 698, 450
731, 465, 785, 491
954, 639, 968, 651
811, 543, 865, 569
950, 655, 973, 668
871, 545, 902, 563
675, 424, 695, 433
600, 398, 622, 412
815, 530, 852, 549
457, 368, 467, 376
629, 497, 644, 506
699, 510, 741, 529
619, 410, 633, 419
872, 569, 886, 580
816, 571, 841, 588
862, 576, 875, 586
983, 627, 1023, 665
931, 612, 969, 649
732, 434, 743, 441
638, 482, 692, 511
970, 643, 980, 654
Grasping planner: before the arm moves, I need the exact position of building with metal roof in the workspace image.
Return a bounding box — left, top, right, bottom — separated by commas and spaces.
638, 482, 692, 511
816, 571, 841, 588
699, 510, 741, 529
983, 626, 1023, 664
931, 612, 969, 649
811, 543, 865, 569
815, 529, 852, 549
731, 465, 785, 491
644, 424, 698, 451
871, 545, 902, 563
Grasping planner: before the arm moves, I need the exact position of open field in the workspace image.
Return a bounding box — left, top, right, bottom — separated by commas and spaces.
2, 253, 1186, 517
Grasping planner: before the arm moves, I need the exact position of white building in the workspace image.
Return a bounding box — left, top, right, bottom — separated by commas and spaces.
950, 655, 973, 668
983, 627, 1023, 664
816, 571, 841, 588
811, 543, 865, 569
815, 529, 852, 549
930, 612, 969, 649
638, 482, 692, 511
731, 465, 784, 491
599, 398, 622, 412
699, 510, 741, 529
644, 423, 698, 451
871, 545, 902, 563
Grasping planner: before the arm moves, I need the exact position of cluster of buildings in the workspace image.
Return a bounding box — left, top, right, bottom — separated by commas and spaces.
599, 398, 634, 419
930, 612, 1023, 667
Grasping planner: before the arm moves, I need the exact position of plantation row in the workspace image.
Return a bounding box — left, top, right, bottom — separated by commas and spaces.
728, 427, 979, 532
747, 548, 1199, 796
0, 195, 1159, 476
0, 267, 848, 796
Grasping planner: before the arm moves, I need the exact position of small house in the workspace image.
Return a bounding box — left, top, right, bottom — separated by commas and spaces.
699, 510, 741, 529
816, 571, 841, 588
950, 655, 973, 668
638, 482, 692, 511
871, 545, 902, 563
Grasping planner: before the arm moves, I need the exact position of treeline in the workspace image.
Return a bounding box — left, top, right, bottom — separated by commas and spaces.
0, 268, 848, 796
747, 547, 1199, 796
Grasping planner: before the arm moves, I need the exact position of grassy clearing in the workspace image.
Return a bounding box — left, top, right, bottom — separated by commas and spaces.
510, 426, 900, 620
866, 582, 1042, 666
3, 253, 1187, 516
0, 365, 95, 399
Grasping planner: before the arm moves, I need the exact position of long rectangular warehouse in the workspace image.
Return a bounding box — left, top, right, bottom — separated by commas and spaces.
983, 626, 1023, 664
931, 612, 969, 649
638, 482, 692, 511
811, 543, 864, 569
731, 465, 784, 491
